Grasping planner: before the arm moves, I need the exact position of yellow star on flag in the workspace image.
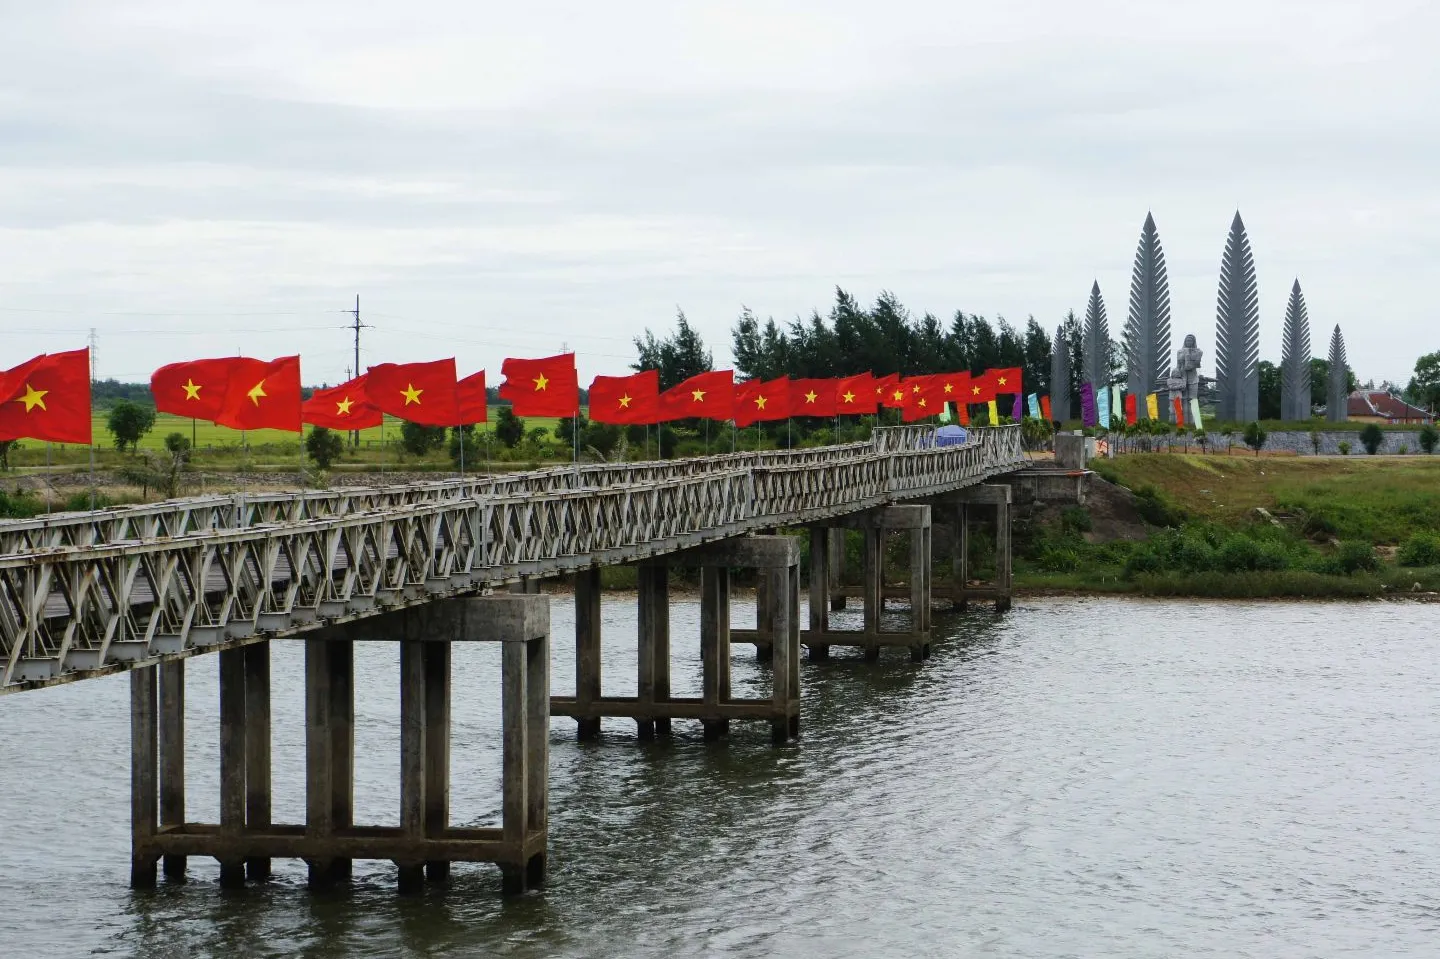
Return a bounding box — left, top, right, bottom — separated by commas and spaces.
997, 375, 1008, 386
16, 383, 47, 412
182, 379, 202, 400
618, 394, 632, 408
842, 390, 856, 404
918, 398, 928, 408
336, 396, 355, 416
971, 385, 982, 396
943, 383, 954, 393
804, 390, 818, 404
401, 383, 423, 406
533, 373, 549, 391
892, 389, 904, 402
911, 384, 921, 394
247, 379, 267, 406
755, 395, 768, 410
691, 389, 706, 403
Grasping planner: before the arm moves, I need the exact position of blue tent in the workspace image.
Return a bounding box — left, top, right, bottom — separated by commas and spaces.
934, 425, 969, 447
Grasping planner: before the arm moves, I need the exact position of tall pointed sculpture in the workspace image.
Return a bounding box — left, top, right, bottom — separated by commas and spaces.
1215, 211, 1260, 423
1280, 279, 1312, 421
1125, 212, 1172, 417
1327, 324, 1349, 422
1050, 323, 1072, 422
1083, 281, 1110, 390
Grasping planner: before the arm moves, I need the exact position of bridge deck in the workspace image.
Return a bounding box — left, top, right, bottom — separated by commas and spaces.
0, 425, 1025, 693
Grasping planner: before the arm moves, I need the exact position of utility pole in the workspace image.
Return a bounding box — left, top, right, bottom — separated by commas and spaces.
349, 294, 368, 447
88, 328, 98, 382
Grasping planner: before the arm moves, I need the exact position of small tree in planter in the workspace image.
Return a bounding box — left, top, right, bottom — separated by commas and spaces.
1419, 423, 1438, 454
1359, 423, 1385, 455
1309, 429, 1322, 455
1243, 421, 1268, 457
1221, 428, 1235, 455
1337, 440, 1352, 455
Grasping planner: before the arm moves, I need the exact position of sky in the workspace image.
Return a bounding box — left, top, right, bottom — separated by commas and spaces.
1, 0, 1435, 389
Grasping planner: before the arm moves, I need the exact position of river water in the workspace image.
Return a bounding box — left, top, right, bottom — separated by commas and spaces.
1, 597, 1436, 958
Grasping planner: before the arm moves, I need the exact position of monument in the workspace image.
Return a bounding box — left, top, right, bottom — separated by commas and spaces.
1083, 281, 1111, 392
1049, 323, 1071, 422
1327, 324, 1349, 423
1214, 211, 1260, 423
1280, 280, 1312, 421
1168, 334, 1203, 417
1124, 212, 1173, 419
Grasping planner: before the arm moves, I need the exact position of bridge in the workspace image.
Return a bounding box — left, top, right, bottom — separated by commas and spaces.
0, 424, 1027, 893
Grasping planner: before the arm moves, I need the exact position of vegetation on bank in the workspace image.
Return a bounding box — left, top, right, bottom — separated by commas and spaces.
1013, 455, 1440, 599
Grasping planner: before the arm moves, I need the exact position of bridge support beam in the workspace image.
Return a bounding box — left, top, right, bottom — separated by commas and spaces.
940, 485, 1013, 613
129, 595, 550, 897
552, 535, 802, 744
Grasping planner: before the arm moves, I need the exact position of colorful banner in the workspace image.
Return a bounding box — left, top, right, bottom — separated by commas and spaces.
1027, 393, 1041, 419
986, 399, 998, 425
1079, 382, 1097, 427
1190, 397, 1203, 429
1124, 393, 1138, 425
1172, 396, 1185, 426
1112, 384, 1123, 424
1097, 383, 1111, 429
1145, 393, 1159, 420
1011, 393, 1023, 421
1040, 395, 1051, 421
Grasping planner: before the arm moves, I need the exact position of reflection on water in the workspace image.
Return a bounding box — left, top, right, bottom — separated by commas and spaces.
2, 597, 1438, 958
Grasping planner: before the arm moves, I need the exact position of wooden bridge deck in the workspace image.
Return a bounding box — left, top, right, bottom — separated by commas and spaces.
0, 425, 1024, 693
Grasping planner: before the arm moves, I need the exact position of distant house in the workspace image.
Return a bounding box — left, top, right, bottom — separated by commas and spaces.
1346, 390, 1434, 424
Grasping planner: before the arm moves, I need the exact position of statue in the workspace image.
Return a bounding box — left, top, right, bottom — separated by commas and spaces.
1168, 334, 1203, 417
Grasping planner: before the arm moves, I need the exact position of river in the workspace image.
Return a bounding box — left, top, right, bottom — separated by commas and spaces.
1, 597, 1436, 957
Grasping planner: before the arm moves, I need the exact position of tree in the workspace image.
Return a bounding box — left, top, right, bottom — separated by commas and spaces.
163, 432, 191, 459
1309, 429, 1322, 455
1257, 361, 1281, 421
305, 426, 345, 468
1406, 351, 1440, 412
1359, 423, 1385, 455
399, 421, 446, 457
495, 407, 525, 448
1420, 424, 1439, 455
107, 400, 156, 453
0, 440, 14, 471
1242, 421, 1267, 456
634, 309, 713, 389
448, 425, 480, 468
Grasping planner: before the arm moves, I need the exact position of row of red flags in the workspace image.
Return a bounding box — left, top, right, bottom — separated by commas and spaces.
0, 347, 1025, 445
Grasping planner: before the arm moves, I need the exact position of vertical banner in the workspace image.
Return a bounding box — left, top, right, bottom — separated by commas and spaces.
1112, 384, 1123, 423
1145, 393, 1159, 420
1190, 398, 1203, 429
1125, 393, 1138, 425
1097, 384, 1111, 429
958, 402, 970, 426
1040, 395, 1051, 421
1172, 396, 1185, 426
1011, 393, 1023, 421
1079, 382, 1097, 427
1027, 393, 1041, 419
986, 399, 999, 425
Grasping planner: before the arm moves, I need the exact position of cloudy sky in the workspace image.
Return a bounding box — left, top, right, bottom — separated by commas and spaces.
1, 0, 1434, 388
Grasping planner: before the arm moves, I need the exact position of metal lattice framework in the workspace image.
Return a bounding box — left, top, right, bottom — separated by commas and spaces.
0, 426, 1024, 692
1125, 212, 1172, 411
1049, 324, 1071, 422
1280, 279, 1312, 421
1215, 211, 1261, 423
1083, 281, 1110, 391
1327, 325, 1349, 422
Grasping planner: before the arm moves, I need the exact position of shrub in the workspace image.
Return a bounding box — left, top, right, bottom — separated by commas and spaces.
1060, 506, 1093, 534
1242, 421, 1268, 456
305, 426, 345, 468
1133, 485, 1184, 527
1337, 440, 1352, 455
1397, 443, 1409, 455
1333, 541, 1380, 574
1398, 532, 1440, 567
163, 432, 191, 460
1124, 547, 1163, 577
1420, 424, 1439, 455
1301, 510, 1338, 540
448, 425, 480, 469
1309, 429, 1322, 455
0, 488, 42, 518
399, 422, 446, 457
1217, 536, 1262, 572
1359, 423, 1384, 455
494, 407, 525, 448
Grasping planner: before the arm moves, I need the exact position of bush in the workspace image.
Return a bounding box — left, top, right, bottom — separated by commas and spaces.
1359, 423, 1384, 455
1060, 506, 1093, 534
1398, 532, 1440, 567
1420, 424, 1439, 455
1333, 541, 1380, 574
305, 426, 345, 468
163, 432, 191, 460
1337, 440, 1352, 455
1133, 485, 1184, 527
399, 421, 446, 457
448, 425, 480, 469
1242, 421, 1268, 456
1309, 429, 1322, 455
494, 407, 525, 448
1397, 443, 1409, 455
0, 488, 42, 518
1301, 510, 1338, 540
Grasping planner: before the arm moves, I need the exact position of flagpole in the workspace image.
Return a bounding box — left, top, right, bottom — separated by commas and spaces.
88, 441, 96, 510
458, 423, 465, 476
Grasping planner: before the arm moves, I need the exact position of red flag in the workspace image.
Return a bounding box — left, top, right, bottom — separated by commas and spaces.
1124, 393, 1138, 425
1172, 396, 1185, 426
589, 370, 659, 425
901, 375, 940, 423
967, 370, 997, 404
957, 401, 970, 426
367, 359, 460, 427
0, 349, 92, 444
791, 378, 838, 417
989, 367, 1023, 395
216, 355, 302, 432
734, 378, 791, 427
499, 353, 579, 417
1040, 395, 1052, 421
151, 357, 248, 422
872, 373, 901, 409
933, 371, 971, 406
835, 373, 877, 415
658, 370, 734, 422
303, 374, 382, 430
458, 371, 488, 425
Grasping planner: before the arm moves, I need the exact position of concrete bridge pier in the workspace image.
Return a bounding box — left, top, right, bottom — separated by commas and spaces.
797, 507, 933, 661
129, 594, 550, 896
944, 485, 1014, 613
552, 536, 801, 744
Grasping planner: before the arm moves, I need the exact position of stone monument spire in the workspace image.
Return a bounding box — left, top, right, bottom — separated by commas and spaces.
1215, 211, 1260, 423
1125, 212, 1172, 416
1327, 324, 1349, 422
1280, 279, 1312, 421
1049, 323, 1071, 422
1083, 281, 1110, 390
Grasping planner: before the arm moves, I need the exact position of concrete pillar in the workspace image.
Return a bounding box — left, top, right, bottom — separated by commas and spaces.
329, 641, 355, 881
158, 660, 186, 881
574, 565, 603, 740
955, 504, 970, 611
862, 527, 882, 662
524, 629, 549, 890
996, 500, 1013, 613
130, 666, 158, 889
424, 642, 451, 883
305, 639, 354, 889
500, 607, 550, 894
786, 563, 802, 738
700, 565, 732, 740
766, 564, 799, 743
244, 644, 271, 881
217, 647, 247, 888
636, 565, 670, 739
807, 526, 830, 660
909, 527, 927, 663
397, 641, 427, 894
828, 528, 846, 610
